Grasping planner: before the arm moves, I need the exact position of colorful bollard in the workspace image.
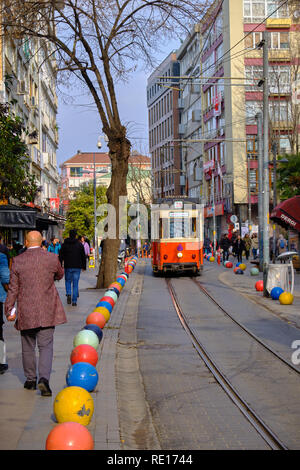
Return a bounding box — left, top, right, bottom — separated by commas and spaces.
95, 300, 112, 313
73, 329, 99, 350
93, 307, 110, 323
226, 262, 233, 268
279, 292, 294, 305
66, 362, 99, 392
86, 311, 107, 329
107, 287, 120, 297
99, 296, 115, 308
239, 263, 246, 271
45, 422, 94, 450
255, 280, 264, 292
235, 269, 244, 275
53, 386, 94, 426
250, 268, 259, 276
70, 344, 99, 367
82, 324, 103, 342
270, 287, 284, 300
116, 277, 126, 287
104, 290, 118, 303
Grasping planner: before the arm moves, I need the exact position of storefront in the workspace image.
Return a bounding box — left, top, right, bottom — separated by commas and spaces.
0, 204, 58, 244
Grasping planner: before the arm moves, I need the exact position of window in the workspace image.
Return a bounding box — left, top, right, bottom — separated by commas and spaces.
269, 66, 290, 93
70, 167, 83, 177
245, 65, 263, 91
268, 32, 290, 50
243, 0, 289, 23
269, 100, 289, 121
249, 169, 257, 191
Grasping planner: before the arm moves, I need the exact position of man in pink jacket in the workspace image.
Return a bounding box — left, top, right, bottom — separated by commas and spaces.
5, 231, 67, 396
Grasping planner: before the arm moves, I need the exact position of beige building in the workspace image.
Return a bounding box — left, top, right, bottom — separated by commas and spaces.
0, 34, 60, 211
59, 151, 151, 214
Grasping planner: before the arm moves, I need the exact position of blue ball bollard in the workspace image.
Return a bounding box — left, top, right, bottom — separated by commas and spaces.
271, 287, 284, 300
83, 324, 103, 343
116, 277, 126, 287
236, 268, 244, 275
66, 362, 99, 392
96, 300, 113, 313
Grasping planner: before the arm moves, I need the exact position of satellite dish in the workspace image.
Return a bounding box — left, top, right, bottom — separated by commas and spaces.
293, 10, 300, 18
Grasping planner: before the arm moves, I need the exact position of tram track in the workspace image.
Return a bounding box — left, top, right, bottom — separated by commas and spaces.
191, 277, 300, 376
166, 277, 288, 451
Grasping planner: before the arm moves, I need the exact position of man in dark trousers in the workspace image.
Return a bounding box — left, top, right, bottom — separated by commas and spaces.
59, 229, 86, 306
5, 231, 66, 396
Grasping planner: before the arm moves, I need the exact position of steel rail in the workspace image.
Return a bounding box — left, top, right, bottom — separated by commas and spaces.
166, 278, 288, 451
191, 277, 300, 376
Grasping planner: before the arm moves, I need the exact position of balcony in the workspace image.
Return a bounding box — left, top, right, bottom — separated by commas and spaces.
268, 49, 291, 62
266, 18, 291, 29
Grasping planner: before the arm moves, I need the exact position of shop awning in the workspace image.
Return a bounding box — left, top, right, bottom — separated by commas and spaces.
0, 204, 58, 230
0, 204, 36, 229
270, 196, 300, 233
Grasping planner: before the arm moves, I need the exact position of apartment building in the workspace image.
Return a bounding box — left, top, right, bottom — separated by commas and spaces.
0, 35, 60, 211
147, 52, 181, 199
59, 151, 151, 215
177, 24, 204, 201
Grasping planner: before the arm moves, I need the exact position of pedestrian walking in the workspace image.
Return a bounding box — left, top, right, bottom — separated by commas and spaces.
219, 234, 231, 262
4, 231, 66, 396
251, 233, 259, 259
59, 229, 86, 306
0, 235, 10, 374
204, 237, 211, 254
233, 235, 246, 263
243, 233, 252, 261
277, 234, 288, 263
47, 237, 61, 255
80, 236, 90, 261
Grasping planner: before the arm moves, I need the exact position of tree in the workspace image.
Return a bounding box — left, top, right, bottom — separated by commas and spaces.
63, 182, 107, 242
0, 102, 38, 202
1, 0, 211, 287
276, 153, 300, 200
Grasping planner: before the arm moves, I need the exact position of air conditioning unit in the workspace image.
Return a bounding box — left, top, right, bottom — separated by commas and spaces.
178, 97, 184, 109
17, 80, 28, 95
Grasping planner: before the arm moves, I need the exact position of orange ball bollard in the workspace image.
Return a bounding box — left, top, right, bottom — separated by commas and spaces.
93, 306, 110, 323
45, 422, 94, 450
86, 311, 106, 329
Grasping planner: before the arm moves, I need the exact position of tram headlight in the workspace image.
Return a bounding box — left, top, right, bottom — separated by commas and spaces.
177, 252, 183, 258
163, 254, 168, 260
192, 254, 196, 259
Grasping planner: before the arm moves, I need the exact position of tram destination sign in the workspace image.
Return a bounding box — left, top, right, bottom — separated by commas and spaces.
169, 211, 189, 218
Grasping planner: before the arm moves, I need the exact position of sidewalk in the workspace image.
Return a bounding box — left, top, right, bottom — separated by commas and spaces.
0, 266, 136, 450
215, 258, 300, 329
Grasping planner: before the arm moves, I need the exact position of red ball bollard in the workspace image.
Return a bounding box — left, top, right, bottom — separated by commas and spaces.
45, 422, 94, 450
70, 344, 98, 367
100, 296, 115, 308
255, 280, 264, 292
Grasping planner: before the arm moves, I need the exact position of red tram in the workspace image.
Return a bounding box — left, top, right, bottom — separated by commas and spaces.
151, 197, 203, 276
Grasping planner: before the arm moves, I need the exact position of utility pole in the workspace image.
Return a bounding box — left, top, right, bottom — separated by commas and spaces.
212, 173, 216, 253
256, 111, 263, 272
271, 141, 278, 262
247, 155, 252, 232
262, 30, 270, 296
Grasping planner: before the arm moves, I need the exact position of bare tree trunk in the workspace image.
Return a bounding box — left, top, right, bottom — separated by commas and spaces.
96, 134, 131, 288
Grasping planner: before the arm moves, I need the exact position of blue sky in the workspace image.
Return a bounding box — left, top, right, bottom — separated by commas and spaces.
55, 41, 180, 167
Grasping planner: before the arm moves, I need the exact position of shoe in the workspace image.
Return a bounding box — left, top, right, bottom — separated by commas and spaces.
72, 302, 77, 306
0, 364, 8, 374
24, 380, 37, 390
67, 295, 71, 304
38, 378, 52, 397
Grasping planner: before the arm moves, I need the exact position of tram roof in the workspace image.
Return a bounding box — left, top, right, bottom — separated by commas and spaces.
152, 197, 200, 207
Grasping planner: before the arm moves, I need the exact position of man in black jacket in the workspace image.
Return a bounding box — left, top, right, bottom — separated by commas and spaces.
59, 229, 86, 306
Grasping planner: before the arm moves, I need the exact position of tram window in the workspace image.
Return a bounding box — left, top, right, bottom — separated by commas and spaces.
159, 218, 168, 238
169, 216, 190, 238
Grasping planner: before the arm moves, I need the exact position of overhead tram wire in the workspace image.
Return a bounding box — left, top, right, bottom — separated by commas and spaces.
199, 0, 289, 79
157, 0, 289, 90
